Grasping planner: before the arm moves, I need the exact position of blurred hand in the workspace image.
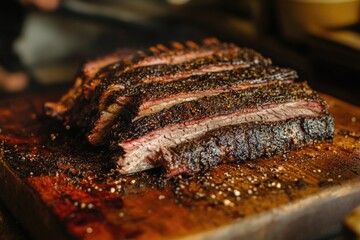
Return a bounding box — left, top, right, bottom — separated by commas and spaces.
19, 0, 60, 11
0, 67, 29, 93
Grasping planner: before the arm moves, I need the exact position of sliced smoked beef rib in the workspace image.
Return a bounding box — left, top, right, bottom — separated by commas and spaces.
44, 38, 334, 177
112, 82, 332, 174
44, 38, 265, 122
84, 65, 297, 145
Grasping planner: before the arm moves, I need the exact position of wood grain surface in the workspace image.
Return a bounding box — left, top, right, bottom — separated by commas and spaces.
0, 89, 359, 240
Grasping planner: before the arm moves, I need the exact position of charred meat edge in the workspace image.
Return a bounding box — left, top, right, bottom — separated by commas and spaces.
44, 51, 133, 121
161, 115, 334, 177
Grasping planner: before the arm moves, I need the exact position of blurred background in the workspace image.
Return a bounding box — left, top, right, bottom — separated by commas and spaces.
0, 1, 359, 239
2, 0, 360, 105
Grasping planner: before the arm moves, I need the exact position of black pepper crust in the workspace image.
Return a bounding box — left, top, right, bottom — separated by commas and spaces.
113, 82, 325, 142
106, 48, 270, 88
104, 66, 297, 108
95, 42, 239, 83
90, 43, 242, 97
160, 115, 334, 176
93, 43, 259, 93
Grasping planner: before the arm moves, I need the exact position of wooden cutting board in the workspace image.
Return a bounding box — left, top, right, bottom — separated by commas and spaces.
0, 89, 359, 240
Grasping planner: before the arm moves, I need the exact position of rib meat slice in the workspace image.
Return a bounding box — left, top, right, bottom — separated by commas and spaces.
44, 39, 243, 121
104, 47, 270, 89
133, 66, 296, 119
161, 115, 334, 177
86, 66, 296, 145
113, 82, 330, 174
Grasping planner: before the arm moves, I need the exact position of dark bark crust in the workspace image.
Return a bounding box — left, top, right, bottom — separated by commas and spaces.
105, 66, 297, 109
94, 47, 270, 93
161, 115, 334, 177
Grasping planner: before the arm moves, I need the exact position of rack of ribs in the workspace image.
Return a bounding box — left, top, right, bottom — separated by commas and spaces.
45, 38, 334, 177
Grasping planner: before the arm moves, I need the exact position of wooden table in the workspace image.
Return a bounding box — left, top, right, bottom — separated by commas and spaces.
0, 90, 359, 240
